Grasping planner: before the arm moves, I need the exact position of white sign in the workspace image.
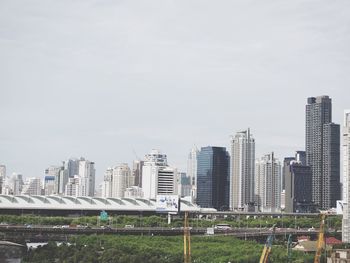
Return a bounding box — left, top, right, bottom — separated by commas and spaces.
156, 195, 179, 213
206, 227, 215, 235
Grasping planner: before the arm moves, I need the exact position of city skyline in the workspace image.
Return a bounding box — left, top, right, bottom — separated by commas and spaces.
1, 1, 350, 183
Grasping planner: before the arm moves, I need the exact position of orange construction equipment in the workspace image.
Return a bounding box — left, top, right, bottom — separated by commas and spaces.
314, 213, 327, 263
259, 225, 276, 263
184, 212, 191, 263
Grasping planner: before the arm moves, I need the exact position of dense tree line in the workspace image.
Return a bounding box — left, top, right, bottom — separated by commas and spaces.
23, 235, 314, 263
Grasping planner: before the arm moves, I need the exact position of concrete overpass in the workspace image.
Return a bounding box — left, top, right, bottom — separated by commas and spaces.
0, 225, 320, 243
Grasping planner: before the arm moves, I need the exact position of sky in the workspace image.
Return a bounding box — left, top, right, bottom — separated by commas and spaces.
1, 0, 350, 184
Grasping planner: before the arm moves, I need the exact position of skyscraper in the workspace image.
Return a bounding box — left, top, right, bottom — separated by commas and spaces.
342, 110, 350, 242
306, 96, 340, 209
111, 163, 134, 198
21, 177, 41, 195
229, 129, 255, 210
101, 168, 113, 198
45, 165, 67, 195
132, 160, 144, 187
196, 146, 230, 210
284, 151, 313, 213
142, 149, 178, 199
187, 146, 199, 202
78, 159, 95, 197
255, 152, 281, 212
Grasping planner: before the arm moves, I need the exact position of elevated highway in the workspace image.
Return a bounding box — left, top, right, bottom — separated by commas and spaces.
0, 225, 320, 243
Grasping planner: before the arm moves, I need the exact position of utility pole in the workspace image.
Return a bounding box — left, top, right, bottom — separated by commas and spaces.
184, 212, 191, 263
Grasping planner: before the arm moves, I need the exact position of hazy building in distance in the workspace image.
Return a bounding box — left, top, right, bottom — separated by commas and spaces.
196, 146, 230, 210
132, 160, 144, 187
306, 96, 341, 209
229, 129, 255, 211
78, 159, 95, 197
21, 177, 41, 195
65, 176, 80, 197
282, 157, 295, 191
179, 172, 191, 198
0, 165, 5, 177
101, 167, 113, 198
255, 152, 281, 212
45, 164, 67, 195
187, 146, 199, 202
44, 176, 55, 195
142, 149, 178, 199
111, 163, 134, 198
0, 165, 5, 194
124, 186, 143, 198
342, 110, 350, 242
11, 173, 23, 195
64, 158, 81, 178
284, 151, 313, 213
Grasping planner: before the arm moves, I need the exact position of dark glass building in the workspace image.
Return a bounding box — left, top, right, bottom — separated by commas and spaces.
306, 96, 340, 209
285, 156, 314, 213
196, 146, 230, 210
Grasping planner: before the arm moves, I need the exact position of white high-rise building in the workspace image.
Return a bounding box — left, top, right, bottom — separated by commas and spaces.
101, 168, 113, 198
342, 110, 350, 242
78, 159, 95, 197
111, 163, 134, 198
65, 176, 80, 197
21, 177, 41, 195
142, 149, 178, 199
101, 164, 134, 198
255, 153, 281, 212
229, 129, 255, 210
187, 147, 198, 202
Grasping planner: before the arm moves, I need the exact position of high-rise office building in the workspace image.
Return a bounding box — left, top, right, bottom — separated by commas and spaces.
101, 168, 113, 198
44, 176, 55, 195
64, 158, 80, 178
78, 159, 95, 197
342, 110, 350, 242
21, 177, 41, 195
65, 176, 80, 197
306, 96, 340, 209
282, 157, 295, 191
196, 146, 230, 210
255, 152, 281, 212
111, 163, 134, 198
132, 160, 144, 187
45, 165, 67, 195
187, 146, 199, 202
11, 173, 23, 195
142, 149, 178, 199
179, 172, 191, 198
284, 151, 313, 213
229, 129, 255, 210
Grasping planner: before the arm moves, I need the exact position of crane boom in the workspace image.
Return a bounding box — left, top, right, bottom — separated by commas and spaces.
259, 225, 276, 263
314, 213, 327, 263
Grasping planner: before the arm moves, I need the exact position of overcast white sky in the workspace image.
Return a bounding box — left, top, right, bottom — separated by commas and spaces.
1, 0, 350, 184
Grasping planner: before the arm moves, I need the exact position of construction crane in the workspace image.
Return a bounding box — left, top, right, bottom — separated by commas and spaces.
314, 213, 327, 263
259, 225, 276, 263
183, 212, 191, 263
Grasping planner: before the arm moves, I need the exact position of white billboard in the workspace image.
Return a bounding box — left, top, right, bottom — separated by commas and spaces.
156, 195, 179, 213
